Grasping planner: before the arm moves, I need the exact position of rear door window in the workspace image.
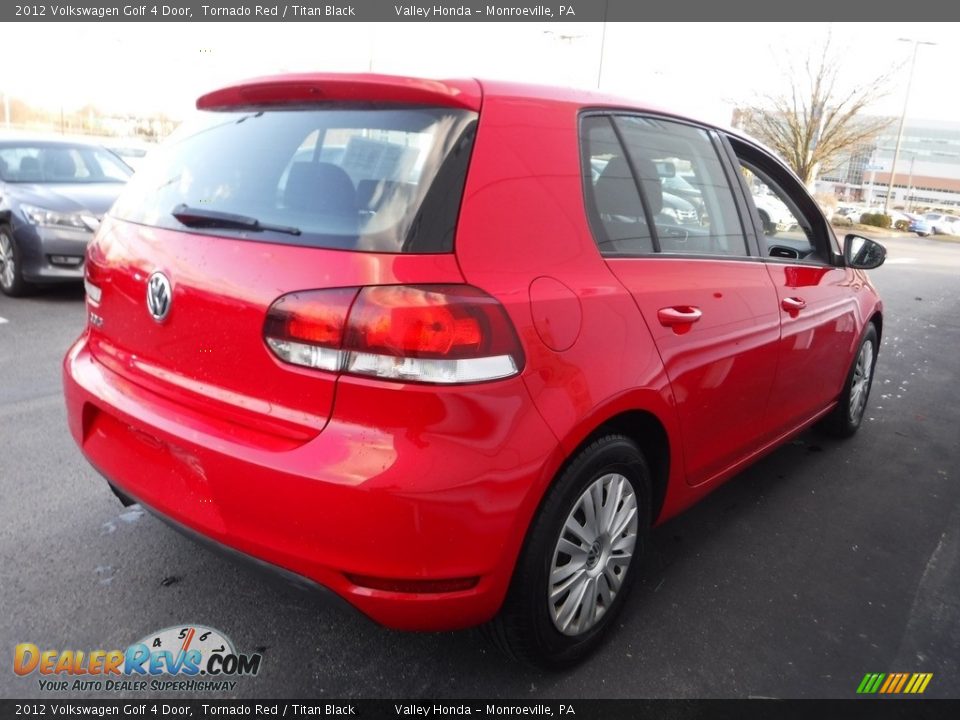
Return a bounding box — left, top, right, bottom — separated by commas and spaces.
613, 116, 748, 257
581, 114, 748, 257
111, 106, 477, 253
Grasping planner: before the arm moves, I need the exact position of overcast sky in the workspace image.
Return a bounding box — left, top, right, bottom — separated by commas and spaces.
4, 22, 958, 127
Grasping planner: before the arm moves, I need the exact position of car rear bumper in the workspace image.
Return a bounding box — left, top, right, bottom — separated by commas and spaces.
63, 332, 560, 631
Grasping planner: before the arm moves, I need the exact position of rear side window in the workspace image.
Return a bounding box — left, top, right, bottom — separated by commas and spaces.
581, 115, 654, 255
111, 106, 477, 253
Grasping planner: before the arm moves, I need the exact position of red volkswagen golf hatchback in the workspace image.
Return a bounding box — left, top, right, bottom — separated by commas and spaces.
64, 74, 885, 667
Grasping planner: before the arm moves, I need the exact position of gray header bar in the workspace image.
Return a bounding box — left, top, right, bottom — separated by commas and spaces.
4, 1, 956, 22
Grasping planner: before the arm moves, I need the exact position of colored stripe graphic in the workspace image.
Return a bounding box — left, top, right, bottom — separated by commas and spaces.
857, 673, 885, 693
906, 673, 933, 693
893, 673, 910, 693
857, 672, 932, 694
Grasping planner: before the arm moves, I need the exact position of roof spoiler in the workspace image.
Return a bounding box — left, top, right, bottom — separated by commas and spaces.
196, 73, 482, 112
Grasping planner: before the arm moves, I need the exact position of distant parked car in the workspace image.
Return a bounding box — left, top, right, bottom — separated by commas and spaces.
659, 191, 701, 226
905, 213, 931, 237
833, 206, 860, 225
660, 170, 706, 214
105, 145, 149, 171
0, 136, 132, 296
923, 212, 959, 235
752, 191, 796, 234
590, 157, 700, 226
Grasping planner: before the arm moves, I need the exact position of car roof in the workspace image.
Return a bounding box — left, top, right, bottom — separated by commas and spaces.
478, 78, 693, 119
0, 132, 112, 149
473, 78, 787, 162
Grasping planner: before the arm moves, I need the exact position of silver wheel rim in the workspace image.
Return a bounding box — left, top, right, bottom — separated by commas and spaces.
548, 472, 638, 636
0, 232, 14, 290
849, 339, 874, 423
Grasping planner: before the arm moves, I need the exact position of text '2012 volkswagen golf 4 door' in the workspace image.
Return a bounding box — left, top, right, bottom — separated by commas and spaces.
64, 75, 886, 667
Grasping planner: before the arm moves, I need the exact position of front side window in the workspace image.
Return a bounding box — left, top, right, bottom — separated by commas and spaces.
111, 106, 477, 253
739, 163, 820, 260
727, 136, 840, 264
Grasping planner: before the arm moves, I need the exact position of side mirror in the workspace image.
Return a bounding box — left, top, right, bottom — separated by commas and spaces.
844, 234, 886, 270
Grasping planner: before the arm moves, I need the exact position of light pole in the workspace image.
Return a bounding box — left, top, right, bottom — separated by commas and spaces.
884, 38, 936, 215
905, 152, 917, 212
596, 1, 609, 89
542, 30, 586, 88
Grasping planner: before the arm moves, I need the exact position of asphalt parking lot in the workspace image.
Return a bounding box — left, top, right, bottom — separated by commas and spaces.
1, 234, 958, 700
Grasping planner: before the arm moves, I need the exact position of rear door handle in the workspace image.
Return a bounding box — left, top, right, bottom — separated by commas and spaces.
781, 297, 806, 314
657, 306, 703, 329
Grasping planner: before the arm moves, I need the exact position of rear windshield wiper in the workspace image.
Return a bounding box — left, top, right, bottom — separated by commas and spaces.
172, 204, 301, 236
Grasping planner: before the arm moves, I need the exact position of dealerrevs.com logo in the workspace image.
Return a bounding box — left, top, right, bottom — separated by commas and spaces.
14, 625, 262, 693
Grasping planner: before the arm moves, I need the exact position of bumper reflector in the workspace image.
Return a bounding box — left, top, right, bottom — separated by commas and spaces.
345, 574, 480, 594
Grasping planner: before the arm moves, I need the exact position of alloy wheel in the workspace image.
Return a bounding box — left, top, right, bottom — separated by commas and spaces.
0, 232, 15, 291
849, 339, 874, 423
548, 472, 638, 636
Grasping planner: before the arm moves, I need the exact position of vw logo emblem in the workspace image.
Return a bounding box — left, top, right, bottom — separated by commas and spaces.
146, 271, 172, 322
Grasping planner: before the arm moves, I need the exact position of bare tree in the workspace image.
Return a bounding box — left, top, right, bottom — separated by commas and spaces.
737, 36, 897, 186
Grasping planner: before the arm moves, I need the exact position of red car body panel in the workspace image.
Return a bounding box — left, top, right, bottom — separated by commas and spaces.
63, 75, 884, 631
607, 258, 783, 487
763, 263, 864, 434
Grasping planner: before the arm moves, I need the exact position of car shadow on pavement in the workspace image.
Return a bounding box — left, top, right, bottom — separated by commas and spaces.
28, 283, 86, 302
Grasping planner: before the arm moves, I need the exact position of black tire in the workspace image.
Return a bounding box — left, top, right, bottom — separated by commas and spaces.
819, 324, 879, 438
0, 224, 30, 297
486, 434, 651, 669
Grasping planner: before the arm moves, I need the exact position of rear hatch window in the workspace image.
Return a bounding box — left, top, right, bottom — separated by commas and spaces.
111, 106, 477, 253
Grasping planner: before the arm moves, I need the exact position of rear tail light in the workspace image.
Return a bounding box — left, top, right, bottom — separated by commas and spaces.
263, 287, 358, 372
263, 285, 524, 384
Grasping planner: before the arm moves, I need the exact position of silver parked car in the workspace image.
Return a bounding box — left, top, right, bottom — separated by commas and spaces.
923, 212, 960, 236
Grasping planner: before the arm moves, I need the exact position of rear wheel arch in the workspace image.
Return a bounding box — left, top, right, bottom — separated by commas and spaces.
488, 406, 672, 665
870, 311, 883, 345
501, 405, 673, 600
585, 410, 670, 526
547, 408, 671, 528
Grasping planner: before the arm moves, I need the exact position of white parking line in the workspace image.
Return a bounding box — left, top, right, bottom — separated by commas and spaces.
886, 257, 920, 264
0, 316, 8, 324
